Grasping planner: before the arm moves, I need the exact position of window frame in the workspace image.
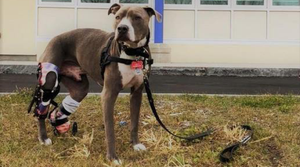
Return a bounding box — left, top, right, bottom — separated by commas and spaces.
36, 0, 300, 43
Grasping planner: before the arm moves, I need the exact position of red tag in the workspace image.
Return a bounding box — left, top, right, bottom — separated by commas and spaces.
131, 61, 143, 69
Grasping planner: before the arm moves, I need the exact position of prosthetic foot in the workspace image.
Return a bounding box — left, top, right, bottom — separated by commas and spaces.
50, 108, 71, 135
49, 95, 80, 135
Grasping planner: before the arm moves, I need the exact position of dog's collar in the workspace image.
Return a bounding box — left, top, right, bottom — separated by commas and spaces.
120, 31, 150, 58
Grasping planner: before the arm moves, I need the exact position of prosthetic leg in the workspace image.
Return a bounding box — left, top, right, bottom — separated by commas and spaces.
28, 62, 79, 135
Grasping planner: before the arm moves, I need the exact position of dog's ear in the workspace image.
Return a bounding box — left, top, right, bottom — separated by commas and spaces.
143, 7, 162, 22
108, 3, 121, 15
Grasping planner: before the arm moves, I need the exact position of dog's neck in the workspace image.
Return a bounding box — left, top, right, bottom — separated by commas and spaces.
109, 33, 150, 58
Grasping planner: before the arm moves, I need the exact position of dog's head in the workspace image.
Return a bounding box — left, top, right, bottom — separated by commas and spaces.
108, 3, 162, 47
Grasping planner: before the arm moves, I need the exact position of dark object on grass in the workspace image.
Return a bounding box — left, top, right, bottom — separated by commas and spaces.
72, 122, 78, 136
119, 121, 127, 126
219, 125, 253, 163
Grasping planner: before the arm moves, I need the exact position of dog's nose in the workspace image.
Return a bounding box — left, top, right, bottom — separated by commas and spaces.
118, 25, 129, 34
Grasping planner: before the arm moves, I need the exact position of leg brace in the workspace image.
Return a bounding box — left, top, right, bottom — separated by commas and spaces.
28, 63, 60, 119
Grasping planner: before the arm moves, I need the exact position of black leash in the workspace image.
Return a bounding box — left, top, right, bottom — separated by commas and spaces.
144, 76, 253, 162
219, 125, 253, 162
143, 76, 213, 141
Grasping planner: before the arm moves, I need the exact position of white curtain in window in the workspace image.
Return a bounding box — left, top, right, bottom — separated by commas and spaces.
165, 0, 192, 4
237, 0, 264, 5
119, 0, 148, 3
273, 0, 300, 6
200, 0, 228, 5
42, 0, 71, 2
81, 0, 110, 2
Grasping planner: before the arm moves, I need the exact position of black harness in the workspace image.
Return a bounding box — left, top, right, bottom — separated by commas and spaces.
100, 33, 153, 79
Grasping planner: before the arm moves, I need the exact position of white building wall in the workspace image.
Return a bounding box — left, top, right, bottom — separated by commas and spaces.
0, 0, 299, 68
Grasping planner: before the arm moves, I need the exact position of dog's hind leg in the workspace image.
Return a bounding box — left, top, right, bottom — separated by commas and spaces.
49, 75, 89, 134
61, 75, 89, 102
130, 85, 146, 151
37, 66, 59, 145
38, 119, 52, 145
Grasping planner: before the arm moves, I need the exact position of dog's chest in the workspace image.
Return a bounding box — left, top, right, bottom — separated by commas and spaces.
118, 52, 144, 89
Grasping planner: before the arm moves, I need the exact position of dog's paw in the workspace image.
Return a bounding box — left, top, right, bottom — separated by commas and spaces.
39, 138, 52, 146
112, 159, 122, 165
133, 143, 147, 151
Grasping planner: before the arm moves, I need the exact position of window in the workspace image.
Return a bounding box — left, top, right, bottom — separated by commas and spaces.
119, 0, 148, 3
200, 0, 228, 5
165, 0, 192, 4
273, 0, 300, 6
41, 0, 71, 2
236, 0, 264, 5
81, 0, 110, 2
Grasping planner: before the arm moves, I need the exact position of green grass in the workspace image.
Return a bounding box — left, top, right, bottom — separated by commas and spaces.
1, 89, 300, 167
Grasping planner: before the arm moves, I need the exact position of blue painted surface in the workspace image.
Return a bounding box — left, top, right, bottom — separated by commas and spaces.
154, 0, 163, 43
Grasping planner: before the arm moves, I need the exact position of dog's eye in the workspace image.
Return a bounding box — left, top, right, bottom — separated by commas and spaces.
134, 16, 141, 21
116, 16, 120, 20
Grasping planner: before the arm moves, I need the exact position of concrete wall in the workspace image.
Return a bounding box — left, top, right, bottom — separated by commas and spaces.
168, 44, 300, 68
197, 11, 231, 39
269, 12, 300, 40
1, 0, 299, 69
0, 0, 36, 55
164, 10, 195, 39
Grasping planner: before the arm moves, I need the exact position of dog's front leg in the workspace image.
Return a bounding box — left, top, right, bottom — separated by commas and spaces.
101, 86, 121, 164
130, 85, 146, 151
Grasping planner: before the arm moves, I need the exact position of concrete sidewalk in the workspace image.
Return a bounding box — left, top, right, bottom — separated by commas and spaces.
1, 74, 300, 95
1, 61, 299, 77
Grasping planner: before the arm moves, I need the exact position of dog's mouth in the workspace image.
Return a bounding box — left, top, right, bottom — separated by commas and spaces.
116, 33, 131, 42
116, 35, 142, 48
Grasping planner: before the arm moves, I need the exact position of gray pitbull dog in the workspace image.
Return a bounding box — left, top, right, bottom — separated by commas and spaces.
36, 3, 161, 164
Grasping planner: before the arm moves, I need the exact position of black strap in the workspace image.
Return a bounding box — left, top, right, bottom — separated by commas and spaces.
219, 125, 253, 162
108, 56, 134, 65
28, 64, 43, 114
100, 36, 115, 79
143, 77, 213, 141
28, 84, 41, 113
50, 117, 69, 127
60, 105, 71, 116
123, 46, 149, 58
122, 30, 151, 58
147, 59, 154, 65
108, 57, 153, 66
